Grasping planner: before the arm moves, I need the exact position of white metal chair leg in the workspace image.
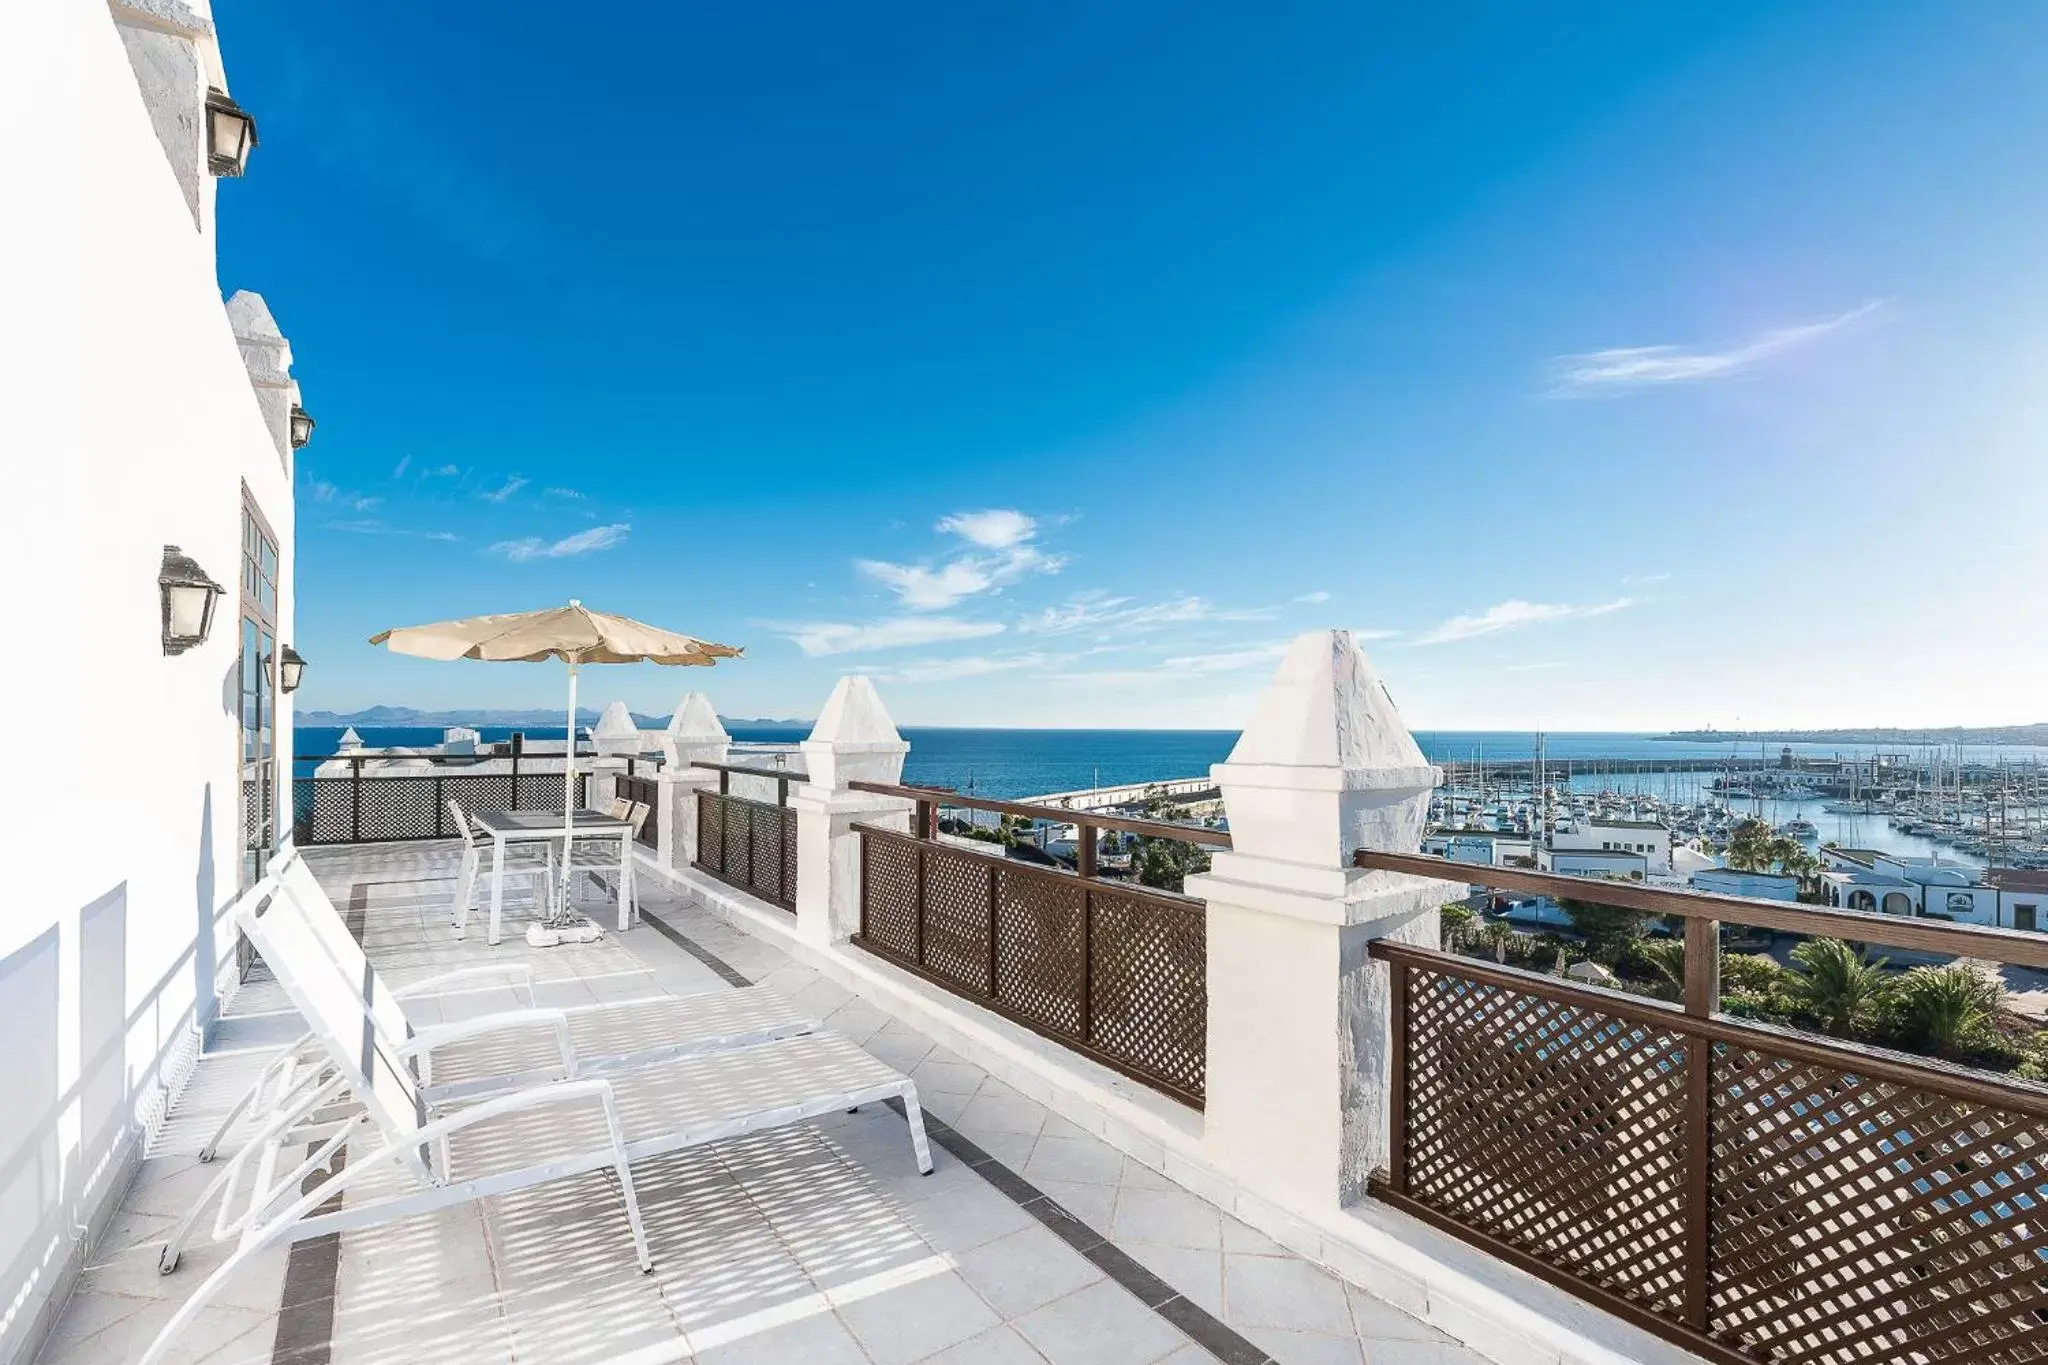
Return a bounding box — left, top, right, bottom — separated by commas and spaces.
139, 1222, 294, 1365
901, 1085, 935, 1175
197, 1035, 317, 1162
452, 845, 478, 936
162, 1073, 352, 1272
596, 1089, 653, 1271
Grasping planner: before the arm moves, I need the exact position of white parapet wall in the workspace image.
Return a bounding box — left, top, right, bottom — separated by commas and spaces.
0, 4, 300, 1361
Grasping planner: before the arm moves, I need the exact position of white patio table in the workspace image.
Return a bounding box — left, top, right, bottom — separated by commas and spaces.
469, 808, 635, 945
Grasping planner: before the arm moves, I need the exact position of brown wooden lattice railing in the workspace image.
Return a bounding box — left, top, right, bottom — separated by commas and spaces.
294, 743, 590, 844
694, 785, 797, 911
1360, 847, 2048, 1365
848, 782, 1222, 1107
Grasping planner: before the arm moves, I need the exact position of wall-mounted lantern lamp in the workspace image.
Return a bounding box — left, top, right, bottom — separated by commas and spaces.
159, 545, 224, 655
204, 88, 258, 177
288, 405, 315, 449
278, 645, 307, 693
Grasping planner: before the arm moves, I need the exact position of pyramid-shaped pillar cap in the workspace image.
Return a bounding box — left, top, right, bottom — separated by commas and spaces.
592, 699, 641, 756
1211, 631, 1438, 871
338, 726, 363, 749
807, 675, 907, 753
665, 691, 728, 744
660, 691, 729, 767
803, 676, 908, 789
1224, 631, 1433, 783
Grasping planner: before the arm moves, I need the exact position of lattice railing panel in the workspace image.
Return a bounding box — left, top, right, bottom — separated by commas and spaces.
721, 796, 752, 885
690, 792, 797, 910
695, 789, 724, 876
442, 774, 514, 829
748, 801, 788, 903
1400, 963, 1692, 1319
860, 835, 919, 958
1378, 943, 2048, 1365
355, 778, 440, 841
854, 827, 1204, 1106
1708, 1045, 2048, 1364
296, 771, 581, 844
993, 865, 1086, 1039
920, 846, 994, 994
1087, 888, 1206, 1102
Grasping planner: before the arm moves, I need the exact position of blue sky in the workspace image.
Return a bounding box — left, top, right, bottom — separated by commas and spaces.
221, 2, 2048, 729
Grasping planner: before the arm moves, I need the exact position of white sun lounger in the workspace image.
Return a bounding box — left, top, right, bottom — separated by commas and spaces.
142, 872, 932, 1365
196, 850, 821, 1162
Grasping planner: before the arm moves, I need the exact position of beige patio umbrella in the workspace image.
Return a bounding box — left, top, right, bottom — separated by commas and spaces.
371, 600, 741, 922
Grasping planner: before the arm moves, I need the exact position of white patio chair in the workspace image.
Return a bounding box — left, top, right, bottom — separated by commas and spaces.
560, 798, 645, 917
141, 875, 931, 1365
188, 851, 821, 1170
447, 797, 556, 937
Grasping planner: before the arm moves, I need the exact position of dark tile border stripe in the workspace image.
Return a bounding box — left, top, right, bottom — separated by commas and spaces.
269, 878, 372, 1365
645, 907, 1275, 1365
640, 907, 755, 989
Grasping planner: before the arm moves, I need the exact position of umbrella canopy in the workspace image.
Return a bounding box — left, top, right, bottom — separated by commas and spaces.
370, 601, 741, 932
369, 601, 742, 665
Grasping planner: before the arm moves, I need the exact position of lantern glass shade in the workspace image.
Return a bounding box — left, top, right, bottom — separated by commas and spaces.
159, 545, 225, 655
205, 89, 258, 177
278, 645, 307, 693
289, 405, 315, 449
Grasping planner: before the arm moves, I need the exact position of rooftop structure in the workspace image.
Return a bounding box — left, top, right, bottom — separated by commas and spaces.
18, 7, 2048, 1365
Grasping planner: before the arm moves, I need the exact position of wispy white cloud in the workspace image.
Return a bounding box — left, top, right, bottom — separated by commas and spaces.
490, 522, 630, 561
859, 509, 1064, 610
1506, 661, 1567, 672
1551, 300, 1885, 394
425, 531, 461, 542
1412, 597, 1638, 646
1163, 643, 1292, 674
1019, 592, 1278, 636
348, 496, 381, 513
481, 475, 528, 503
859, 559, 1005, 611
1623, 571, 1672, 587
545, 486, 584, 500
425, 463, 462, 479
306, 480, 338, 503
862, 652, 1055, 684
391, 454, 412, 479
770, 616, 1006, 657
1294, 590, 1332, 604
935, 509, 1036, 549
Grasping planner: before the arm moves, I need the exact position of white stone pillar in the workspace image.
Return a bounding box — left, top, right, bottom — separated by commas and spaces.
1185, 631, 1444, 1215
658, 692, 730, 869
791, 677, 911, 947
586, 757, 626, 811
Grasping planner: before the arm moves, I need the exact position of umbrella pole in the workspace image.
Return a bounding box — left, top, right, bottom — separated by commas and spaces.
559, 658, 579, 924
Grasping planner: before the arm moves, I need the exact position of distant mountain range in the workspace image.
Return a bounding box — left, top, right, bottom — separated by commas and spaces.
1654, 724, 2048, 746
296, 705, 810, 729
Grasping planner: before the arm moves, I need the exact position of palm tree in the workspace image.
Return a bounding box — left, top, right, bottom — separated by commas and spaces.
1896, 964, 2003, 1056
1788, 938, 1890, 1037
1633, 939, 1686, 1000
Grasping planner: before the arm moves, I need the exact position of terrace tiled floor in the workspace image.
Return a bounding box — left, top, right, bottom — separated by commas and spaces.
36, 844, 1481, 1365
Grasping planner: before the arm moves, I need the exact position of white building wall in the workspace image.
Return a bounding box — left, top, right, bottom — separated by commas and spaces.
0, 4, 296, 1359
1552, 822, 1672, 874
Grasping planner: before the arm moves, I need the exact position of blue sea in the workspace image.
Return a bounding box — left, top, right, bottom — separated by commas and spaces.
294, 726, 2048, 801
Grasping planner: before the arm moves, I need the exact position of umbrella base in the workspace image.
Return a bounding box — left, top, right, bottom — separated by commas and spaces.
525, 918, 605, 948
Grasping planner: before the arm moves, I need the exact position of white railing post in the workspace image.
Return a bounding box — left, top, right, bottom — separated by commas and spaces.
1184, 630, 1444, 1214
792, 677, 911, 947
657, 692, 728, 869
586, 700, 642, 811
